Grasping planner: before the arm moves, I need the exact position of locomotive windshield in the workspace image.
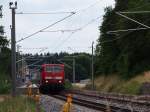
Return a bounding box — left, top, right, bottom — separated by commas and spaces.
45, 66, 62, 72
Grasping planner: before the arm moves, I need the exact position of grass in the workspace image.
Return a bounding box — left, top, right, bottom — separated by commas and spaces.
0, 96, 38, 112
86, 71, 150, 95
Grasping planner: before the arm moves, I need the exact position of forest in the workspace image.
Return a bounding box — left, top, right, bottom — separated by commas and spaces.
95, 0, 150, 79
0, 6, 11, 93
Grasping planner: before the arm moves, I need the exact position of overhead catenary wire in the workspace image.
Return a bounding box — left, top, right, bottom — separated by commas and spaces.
40, 29, 81, 33
16, 12, 75, 43
51, 16, 102, 52
107, 27, 150, 34
15, 0, 105, 54
104, 3, 150, 44
86, 1, 150, 45
116, 12, 150, 28
41, 16, 101, 33
16, 1, 102, 45
20, 47, 48, 50
80, 16, 102, 30
23, 59, 43, 69
119, 11, 150, 14
102, 19, 150, 44
16, 47, 48, 63
16, 11, 75, 15
39, 13, 101, 52
16, 1, 99, 15
76, 1, 100, 12
129, 2, 150, 11
51, 32, 75, 52
41, 15, 102, 53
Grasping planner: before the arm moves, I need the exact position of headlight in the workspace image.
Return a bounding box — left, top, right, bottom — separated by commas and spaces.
58, 80, 62, 83
45, 80, 48, 83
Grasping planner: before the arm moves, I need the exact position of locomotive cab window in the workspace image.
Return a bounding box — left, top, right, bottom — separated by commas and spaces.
45, 66, 62, 72
53, 66, 62, 72
45, 66, 53, 72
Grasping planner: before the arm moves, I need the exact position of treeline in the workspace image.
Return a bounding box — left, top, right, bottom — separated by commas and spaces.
0, 6, 11, 93
0, 6, 11, 77
24, 52, 92, 82
95, 0, 150, 79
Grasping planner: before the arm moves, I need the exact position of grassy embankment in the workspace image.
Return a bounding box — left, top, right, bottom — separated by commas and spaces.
86, 72, 150, 95
0, 96, 41, 112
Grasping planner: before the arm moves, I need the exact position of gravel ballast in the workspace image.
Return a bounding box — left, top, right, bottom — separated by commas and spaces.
40, 95, 101, 112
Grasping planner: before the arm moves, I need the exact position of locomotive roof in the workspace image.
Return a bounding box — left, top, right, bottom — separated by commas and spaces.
42, 64, 64, 67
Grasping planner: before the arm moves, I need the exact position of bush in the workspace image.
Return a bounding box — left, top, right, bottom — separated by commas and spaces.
0, 73, 11, 94
120, 81, 141, 95
64, 80, 72, 90
0, 80, 11, 94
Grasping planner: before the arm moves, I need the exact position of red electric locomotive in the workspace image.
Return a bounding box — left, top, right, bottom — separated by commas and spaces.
39, 64, 65, 93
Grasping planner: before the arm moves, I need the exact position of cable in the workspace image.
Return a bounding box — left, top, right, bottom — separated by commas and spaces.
52, 32, 75, 52
129, 2, 150, 11
16, 0, 102, 43
16, 1, 99, 15
20, 47, 47, 50
80, 16, 102, 30
16, 12, 75, 43
51, 16, 102, 52
76, 1, 99, 13
51, 16, 101, 52
16, 47, 48, 63
17, 1, 99, 15
41, 29, 81, 33
98, 2, 150, 45
107, 27, 150, 34
101, 19, 150, 44
16, 11, 75, 15
116, 12, 150, 28
24, 59, 43, 68
119, 11, 150, 14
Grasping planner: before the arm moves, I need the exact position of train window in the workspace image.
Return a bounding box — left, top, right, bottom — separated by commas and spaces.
45, 66, 53, 72
45, 66, 62, 72
53, 66, 62, 72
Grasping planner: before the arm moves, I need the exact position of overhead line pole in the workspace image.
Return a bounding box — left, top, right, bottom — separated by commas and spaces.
9, 2, 17, 97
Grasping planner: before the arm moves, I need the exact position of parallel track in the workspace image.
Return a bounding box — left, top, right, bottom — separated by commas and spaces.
50, 94, 140, 112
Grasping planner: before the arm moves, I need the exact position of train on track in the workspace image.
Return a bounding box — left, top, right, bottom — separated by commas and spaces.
39, 64, 65, 93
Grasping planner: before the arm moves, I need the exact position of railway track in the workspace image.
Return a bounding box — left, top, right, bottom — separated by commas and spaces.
50, 90, 150, 112
16, 83, 150, 112
52, 94, 136, 112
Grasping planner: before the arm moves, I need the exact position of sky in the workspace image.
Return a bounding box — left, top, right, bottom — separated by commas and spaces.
1, 0, 115, 54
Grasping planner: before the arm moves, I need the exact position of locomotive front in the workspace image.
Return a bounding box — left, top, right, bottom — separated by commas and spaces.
39, 64, 65, 93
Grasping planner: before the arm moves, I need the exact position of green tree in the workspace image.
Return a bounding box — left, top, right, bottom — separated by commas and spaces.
96, 0, 150, 78
0, 5, 11, 93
